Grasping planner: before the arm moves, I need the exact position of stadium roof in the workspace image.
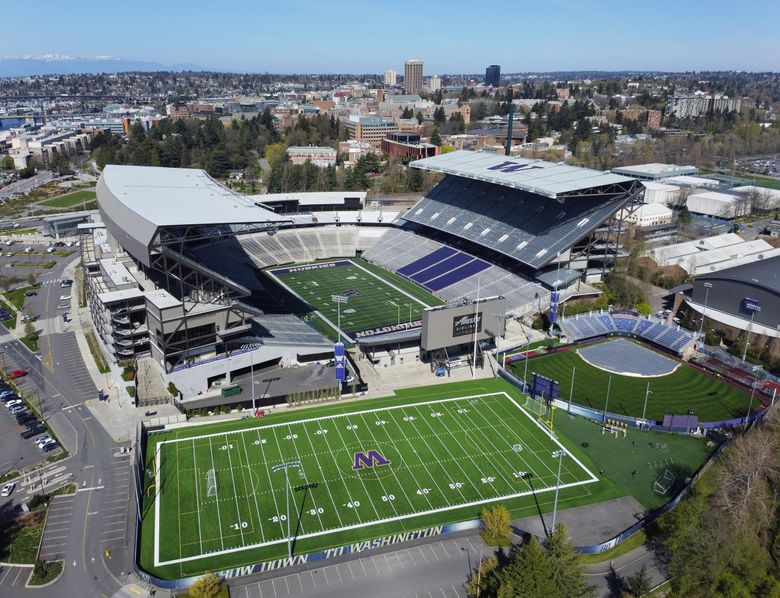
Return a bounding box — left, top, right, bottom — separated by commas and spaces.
97, 165, 287, 266
410, 150, 634, 199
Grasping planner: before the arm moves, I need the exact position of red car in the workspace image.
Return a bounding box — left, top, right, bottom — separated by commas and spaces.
8, 369, 27, 379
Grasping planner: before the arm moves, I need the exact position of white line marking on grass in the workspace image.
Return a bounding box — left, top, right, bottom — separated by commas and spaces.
223, 434, 247, 545
283, 423, 323, 531
299, 419, 346, 529
314, 419, 362, 526
356, 411, 418, 516
154, 392, 597, 566
191, 440, 204, 554
254, 428, 286, 538
207, 436, 225, 550
240, 432, 266, 543
350, 258, 432, 308
153, 440, 162, 566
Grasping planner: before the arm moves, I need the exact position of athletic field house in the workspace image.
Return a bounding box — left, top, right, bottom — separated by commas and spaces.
84, 151, 777, 583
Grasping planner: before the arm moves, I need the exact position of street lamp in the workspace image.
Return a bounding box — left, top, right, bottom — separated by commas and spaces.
742, 305, 760, 362
241, 343, 263, 413
490, 313, 510, 369
550, 449, 567, 533
699, 282, 712, 336
272, 461, 301, 558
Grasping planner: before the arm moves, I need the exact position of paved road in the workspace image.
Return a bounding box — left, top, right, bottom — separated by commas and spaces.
0, 171, 55, 200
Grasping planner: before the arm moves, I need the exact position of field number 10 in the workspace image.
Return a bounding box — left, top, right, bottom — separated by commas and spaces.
230, 521, 248, 530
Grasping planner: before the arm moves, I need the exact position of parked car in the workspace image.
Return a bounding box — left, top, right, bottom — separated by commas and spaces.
6, 399, 23, 408
61, 279, 73, 288
16, 412, 35, 425
57, 304, 69, 310
42, 441, 59, 453
24, 290, 38, 297
34, 436, 53, 448
9, 405, 27, 415
8, 369, 27, 379
1, 482, 14, 496
24, 419, 42, 428
21, 426, 45, 439
0, 391, 17, 401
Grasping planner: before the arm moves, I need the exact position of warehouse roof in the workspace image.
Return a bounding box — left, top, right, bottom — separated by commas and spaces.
612, 162, 698, 180
698, 255, 780, 295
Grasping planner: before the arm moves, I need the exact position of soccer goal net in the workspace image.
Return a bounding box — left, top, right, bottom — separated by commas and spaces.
206, 469, 217, 497
653, 469, 676, 495
523, 396, 547, 418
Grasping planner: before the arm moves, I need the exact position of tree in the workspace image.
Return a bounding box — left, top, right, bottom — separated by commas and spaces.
264, 142, 287, 167
206, 145, 230, 178
481, 505, 511, 542
497, 537, 556, 597
0, 155, 13, 170
465, 554, 499, 598
625, 565, 653, 597
406, 167, 424, 192
430, 129, 442, 146
546, 523, 595, 598
189, 572, 223, 598
415, 111, 424, 125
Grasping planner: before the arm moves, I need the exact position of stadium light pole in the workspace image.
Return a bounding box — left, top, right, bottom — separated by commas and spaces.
332, 295, 348, 343
567, 367, 575, 414
746, 365, 762, 424
241, 343, 263, 413
641, 382, 652, 422
272, 461, 301, 559
742, 306, 760, 363
550, 450, 567, 534
471, 278, 481, 380
699, 282, 712, 336
602, 376, 612, 425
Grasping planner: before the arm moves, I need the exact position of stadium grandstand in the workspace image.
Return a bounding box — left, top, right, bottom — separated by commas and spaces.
88, 151, 643, 397
558, 311, 697, 355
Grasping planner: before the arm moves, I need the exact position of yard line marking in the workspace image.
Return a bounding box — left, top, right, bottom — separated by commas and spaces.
314, 418, 361, 526
439, 399, 522, 496
300, 419, 345, 529
283, 423, 323, 531
191, 439, 204, 554
356, 411, 415, 516
207, 436, 225, 550
240, 432, 266, 543
329, 414, 382, 521
409, 404, 475, 503
255, 428, 286, 538
223, 433, 247, 545
269, 427, 306, 536
383, 406, 450, 509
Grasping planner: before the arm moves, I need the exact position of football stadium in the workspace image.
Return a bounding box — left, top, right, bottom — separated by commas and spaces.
84, 150, 768, 581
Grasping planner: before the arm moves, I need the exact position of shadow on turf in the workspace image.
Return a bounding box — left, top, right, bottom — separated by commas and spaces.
290, 482, 319, 554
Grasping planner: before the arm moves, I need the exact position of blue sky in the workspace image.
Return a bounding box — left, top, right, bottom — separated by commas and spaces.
7, 0, 780, 73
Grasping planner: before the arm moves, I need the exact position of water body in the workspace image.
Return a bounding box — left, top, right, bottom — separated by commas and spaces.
0, 118, 24, 131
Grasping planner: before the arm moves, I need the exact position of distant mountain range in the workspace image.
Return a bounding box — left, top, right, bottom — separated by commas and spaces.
0, 55, 206, 77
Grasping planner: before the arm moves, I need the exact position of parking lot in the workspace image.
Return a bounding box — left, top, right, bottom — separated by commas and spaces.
236, 537, 477, 598
38, 493, 76, 561
0, 383, 52, 483
0, 565, 32, 591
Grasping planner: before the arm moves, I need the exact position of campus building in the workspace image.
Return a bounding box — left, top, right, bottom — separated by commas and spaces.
404, 59, 423, 95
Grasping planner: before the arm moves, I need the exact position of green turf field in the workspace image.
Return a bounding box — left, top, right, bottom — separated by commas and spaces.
266, 258, 442, 340
510, 341, 752, 422
38, 189, 96, 208
141, 382, 620, 579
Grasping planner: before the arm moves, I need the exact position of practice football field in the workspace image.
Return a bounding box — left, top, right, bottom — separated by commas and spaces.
266, 259, 442, 339
148, 392, 597, 575
510, 341, 753, 422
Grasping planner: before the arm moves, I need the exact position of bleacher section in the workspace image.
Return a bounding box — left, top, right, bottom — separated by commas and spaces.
238, 226, 359, 268
558, 313, 695, 354
253, 313, 331, 347
362, 228, 544, 316
402, 174, 630, 269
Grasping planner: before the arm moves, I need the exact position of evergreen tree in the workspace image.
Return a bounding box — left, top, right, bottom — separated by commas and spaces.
430, 129, 442, 146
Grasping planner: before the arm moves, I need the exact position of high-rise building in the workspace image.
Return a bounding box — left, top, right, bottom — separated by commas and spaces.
485, 64, 501, 87
404, 59, 423, 95
429, 75, 441, 92
384, 69, 397, 86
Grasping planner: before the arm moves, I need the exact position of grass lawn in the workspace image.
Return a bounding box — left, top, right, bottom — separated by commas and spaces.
267, 257, 443, 340
140, 378, 628, 579
22, 334, 39, 352
551, 411, 714, 510
0, 509, 47, 563
38, 189, 96, 208
84, 329, 110, 374
510, 341, 752, 422
29, 560, 63, 585
4, 284, 40, 310
0, 296, 17, 329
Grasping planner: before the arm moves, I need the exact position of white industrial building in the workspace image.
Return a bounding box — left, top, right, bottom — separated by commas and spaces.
642, 181, 680, 205
649, 233, 776, 274
621, 203, 673, 228
732, 185, 780, 211
686, 190, 750, 219
612, 162, 698, 180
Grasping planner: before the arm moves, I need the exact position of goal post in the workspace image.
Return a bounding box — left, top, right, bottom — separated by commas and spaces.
523, 396, 547, 418
206, 468, 217, 497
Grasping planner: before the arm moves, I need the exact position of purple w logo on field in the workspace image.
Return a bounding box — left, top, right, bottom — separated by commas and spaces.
352, 449, 391, 470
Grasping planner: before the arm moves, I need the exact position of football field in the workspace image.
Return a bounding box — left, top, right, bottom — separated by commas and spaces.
266, 259, 441, 339
150, 392, 597, 573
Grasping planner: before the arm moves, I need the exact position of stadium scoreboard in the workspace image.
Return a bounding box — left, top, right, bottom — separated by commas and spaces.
420, 296, 506, 351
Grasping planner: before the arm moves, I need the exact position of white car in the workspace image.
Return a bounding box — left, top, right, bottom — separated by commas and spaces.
34, 435, 53, 448
59, 295, 70, 301
57, 303, 69, 310
6, 399, 22, 409
1, 482, 14, 497
38, 438, 57, 449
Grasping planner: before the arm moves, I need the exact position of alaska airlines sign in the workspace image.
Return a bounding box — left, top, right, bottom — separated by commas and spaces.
453, 312, 482, 337
487, 161, 545, 174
